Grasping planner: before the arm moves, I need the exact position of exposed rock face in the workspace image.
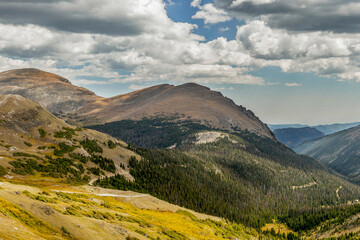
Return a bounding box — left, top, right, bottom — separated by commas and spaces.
0, 68, 273, 138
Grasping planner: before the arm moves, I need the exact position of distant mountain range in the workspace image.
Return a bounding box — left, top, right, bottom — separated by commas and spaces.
270, 122, 360, 149
268, 124, 309, 131
269, 122, 360, 135
294, 125, 360, 182
273, 127, 324, 148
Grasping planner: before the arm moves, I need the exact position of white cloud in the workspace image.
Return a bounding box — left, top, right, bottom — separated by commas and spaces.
285, 83, 302, 87
2, 0, 360, 90
192, 2, 231, 24
219, 27, 230, 32
235, 20, 360, 81
191, 0, 201, 8
230, 0, 275, 7
72, 79, 110, 85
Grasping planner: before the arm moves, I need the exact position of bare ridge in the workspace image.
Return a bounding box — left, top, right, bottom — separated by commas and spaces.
0, 68, 273, 138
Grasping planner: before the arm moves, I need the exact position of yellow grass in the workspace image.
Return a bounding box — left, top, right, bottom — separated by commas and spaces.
0, 180, 265, 240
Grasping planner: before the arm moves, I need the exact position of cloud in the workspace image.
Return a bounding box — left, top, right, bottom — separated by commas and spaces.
72, 79, 110, 85
285, 83, 302, 87
166, 0, 174, 6
235, 20, 360, 81
2, 0, 360, 89
231, 0, 275, 7
0, 0, 173, 36
215, 0, 360, 33
219, 27, 230, 32
191, 1, 231, 24
191, 0, 201, 8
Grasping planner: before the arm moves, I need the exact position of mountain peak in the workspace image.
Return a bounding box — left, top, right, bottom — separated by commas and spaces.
0, 68, 273, 138
0, 68, 98, 114
2, 68, 72, 84
177, 82, 209, 89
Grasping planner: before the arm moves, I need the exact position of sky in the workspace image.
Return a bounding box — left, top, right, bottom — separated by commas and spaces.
0, 0, 360, 125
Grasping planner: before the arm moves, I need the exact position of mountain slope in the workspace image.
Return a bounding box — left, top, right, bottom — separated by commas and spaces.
0, 68, 100, 114
313, 122, 360, 135
294, 125, 360, 181
0, 181, 273, 240
96, 128, 360, 228
273, 127, 324, 148
0, 94, 136, 183
0, 68, 273, 138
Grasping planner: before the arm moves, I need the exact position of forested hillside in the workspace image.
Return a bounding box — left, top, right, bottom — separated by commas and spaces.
95, 126, 360, 229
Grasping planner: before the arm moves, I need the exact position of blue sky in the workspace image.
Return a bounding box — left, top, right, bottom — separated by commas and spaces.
0, 0, 360, 125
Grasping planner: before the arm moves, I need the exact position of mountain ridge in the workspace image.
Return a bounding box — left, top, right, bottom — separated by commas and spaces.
294, 125, 360, 181
273, 127, 325, 148
0, 68, 273, 138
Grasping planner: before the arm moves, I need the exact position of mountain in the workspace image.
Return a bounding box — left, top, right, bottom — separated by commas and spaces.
2, 69, 360, 238
0, 68, 100, 114
1, 93, 359, 235
268, 124, 309, 131
0, 94, 279, 239
269, 122, 360, 135
0, 68, 273, 138
273, 127, 325, 148
294, 125, 360, 181
313, 122, 360, 135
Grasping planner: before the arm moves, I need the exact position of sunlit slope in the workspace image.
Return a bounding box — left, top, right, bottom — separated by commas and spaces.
0, 181, 278, 240
0, 94, 136, 184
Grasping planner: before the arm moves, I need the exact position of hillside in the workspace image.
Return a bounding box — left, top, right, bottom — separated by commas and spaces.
273, 127, 324, 148
0, 181, 275, 240
0, 94, 136, 184
95, 127, 360, 228
294, 125, 360, 181
1, 93, 360, 236
0, 68, 273, 138
0, 94, 285, 240
0, 68, 100, 114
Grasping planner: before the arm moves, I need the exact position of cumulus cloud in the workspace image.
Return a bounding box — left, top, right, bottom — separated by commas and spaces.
191, 1, 231, 24
0, 0, 264, 87
1, 0, 360, 89
0, 0, 172, 36
235, 20, 360, 81
215, 0, 360, 33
